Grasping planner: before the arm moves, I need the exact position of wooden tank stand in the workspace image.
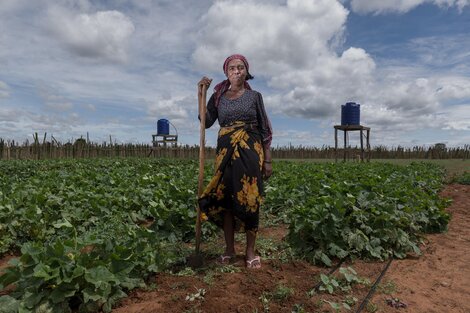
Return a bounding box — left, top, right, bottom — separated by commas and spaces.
334, 125, 371, 162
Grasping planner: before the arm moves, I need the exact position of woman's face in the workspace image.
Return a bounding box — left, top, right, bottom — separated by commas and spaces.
226, 59, 247, 86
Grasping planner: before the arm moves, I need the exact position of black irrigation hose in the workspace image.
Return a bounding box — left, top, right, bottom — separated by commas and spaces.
355, 258, 393, 313
312, 258, 346, 291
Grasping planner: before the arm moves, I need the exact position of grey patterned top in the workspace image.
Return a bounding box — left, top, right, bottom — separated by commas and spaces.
204, 89, 273, 149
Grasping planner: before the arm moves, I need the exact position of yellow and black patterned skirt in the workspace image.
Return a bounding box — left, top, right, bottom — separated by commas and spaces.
198, 121, 264, 233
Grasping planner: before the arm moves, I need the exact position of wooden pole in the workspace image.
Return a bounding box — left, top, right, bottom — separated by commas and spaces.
195, 83, 207, 255
360, 128, 364, 162
334, 127, 338, 162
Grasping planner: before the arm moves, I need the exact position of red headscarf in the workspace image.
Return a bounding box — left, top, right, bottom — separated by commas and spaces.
213, 54, 253, 107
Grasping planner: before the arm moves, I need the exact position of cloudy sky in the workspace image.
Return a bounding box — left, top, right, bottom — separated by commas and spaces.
1, 0, 469, 148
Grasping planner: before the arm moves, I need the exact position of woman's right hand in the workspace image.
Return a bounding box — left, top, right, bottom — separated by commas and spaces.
198, 76, 212, 95
198, 77, 212, 118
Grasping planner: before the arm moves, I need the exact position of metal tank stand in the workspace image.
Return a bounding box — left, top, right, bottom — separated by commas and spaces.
334, 125, 371, 162
152, 134, 178, 147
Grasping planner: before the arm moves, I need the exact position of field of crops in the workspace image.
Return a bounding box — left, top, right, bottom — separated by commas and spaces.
0, 159, 452, 312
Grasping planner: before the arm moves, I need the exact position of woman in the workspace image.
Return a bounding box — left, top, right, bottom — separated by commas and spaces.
198, 54, 272, 269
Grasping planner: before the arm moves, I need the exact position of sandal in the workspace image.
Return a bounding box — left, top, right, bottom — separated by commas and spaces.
217, 255, 234, 264
245, 256, 261, 269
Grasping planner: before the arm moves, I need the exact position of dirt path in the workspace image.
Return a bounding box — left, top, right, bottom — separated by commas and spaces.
113, 184, 470, 313
371, 184, 470, 313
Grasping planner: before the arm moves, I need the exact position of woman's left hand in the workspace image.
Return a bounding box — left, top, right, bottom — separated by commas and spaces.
263, 162, 272, 179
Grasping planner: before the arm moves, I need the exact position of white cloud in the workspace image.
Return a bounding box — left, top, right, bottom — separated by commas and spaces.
437, 0, 470, 11
351, 0, 427, 14
191, 0, 470, 137
274, 129, 319, 146
83, 103, 96, 111
0, 81, 10, 99
441, 104, 470, 130
193, 0, 367, 119
146, 95, 191, 122
193, 0, 349, 75
357, 73, 470, 134
435, 77, 470, 100
0, 105, 83, 143
0, 107, 20, 123
39, 89, 75, 112
0, 0, 468, 147
45, 102, 74, 111
361, 103, 442, 131
0, 0, 31, 13
373, 78, 438, 114
47, 8, 135, 62
350, 0, 470, 14
407, 35, 470, 73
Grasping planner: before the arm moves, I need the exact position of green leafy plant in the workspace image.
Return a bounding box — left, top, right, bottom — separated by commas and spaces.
453, 171, 470, 185
0, 158, 213, 312
318, 274, 340, 294
323, 299, 351, 312
258, 283, 294, 313
270, 284, 294, 302
313, 267, 369, 296
175, 267, 196, 276
320, 296, 358, 312
259, 292, 271, 313
0, 159, 452, 312
217, 264, 242, 273
291, 303, 307, 313
366, 301, 378, 312
283, 162, 450, 264
338, 267, 369, 288
377, 280, 397, 295
185, 288, 206, 302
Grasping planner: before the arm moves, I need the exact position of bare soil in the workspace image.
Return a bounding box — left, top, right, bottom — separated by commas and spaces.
371, 184, 470, 313
113, 184, 470, 313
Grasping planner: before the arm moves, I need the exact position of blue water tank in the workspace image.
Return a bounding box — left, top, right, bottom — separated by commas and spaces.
341, 102, 360, 125
157, 119, 170, 135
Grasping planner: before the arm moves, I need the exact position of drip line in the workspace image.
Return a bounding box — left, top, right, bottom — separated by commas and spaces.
355, 258, 393, 313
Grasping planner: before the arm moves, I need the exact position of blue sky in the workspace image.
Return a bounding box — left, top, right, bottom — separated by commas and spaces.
0, 0, 469, 148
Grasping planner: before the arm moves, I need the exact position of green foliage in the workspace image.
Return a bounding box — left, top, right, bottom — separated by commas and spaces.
259, 283, 294, 313
319, 296, 358, 312
314, 267, 369, 295
323, 299, 352, 312
0, 159, 217, 253
291, 303, 307, 313
259, 292, 270, 312
0, 223, 169, 312
270, 284, 294, 302
185, 288, 206, 302
276, 161, 450, 265
453, 171, 470, 185
377, 280, 397, 295
175, 267, 197, 277
0, 159, 451, 311
0, 158, 216, 312
319, 274, 340, 294
366, 301, 378, 312
216, 264, 242, 273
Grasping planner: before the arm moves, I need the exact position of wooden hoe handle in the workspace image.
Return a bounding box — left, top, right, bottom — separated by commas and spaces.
195, 83, 207, 254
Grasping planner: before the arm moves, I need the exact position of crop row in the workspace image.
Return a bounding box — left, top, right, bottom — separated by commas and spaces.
263, 161, 450, 265
0, 159, 450, 312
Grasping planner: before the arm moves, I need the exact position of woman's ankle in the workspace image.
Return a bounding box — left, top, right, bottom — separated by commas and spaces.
224, 249, 235, 256
245, 249, 256, 260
